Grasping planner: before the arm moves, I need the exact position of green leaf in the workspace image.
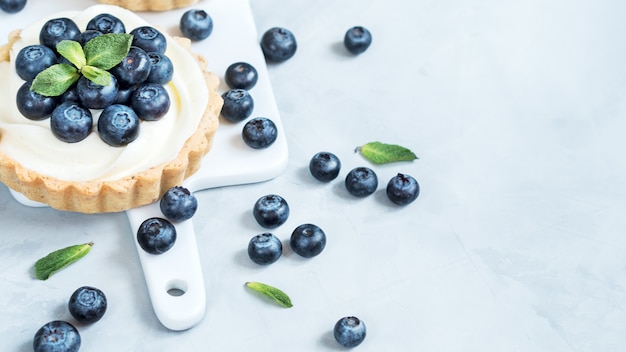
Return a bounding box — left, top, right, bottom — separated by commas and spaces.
34, 242, 93, 280
245, 281, 293, 308
356, 141, 418, 164
56, 40, 85, 69
84, 33, 133, 70
82, 65, 111, 86
31, 63, 80, 97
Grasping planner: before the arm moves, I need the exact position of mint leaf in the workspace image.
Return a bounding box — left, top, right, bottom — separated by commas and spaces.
34, 242, 93, 280
82, 65, 111, 86
56, 40, 85, 69
31, 63, 80, 97
245, 281, 293, 308
357, 141, 418, 164
84, 33, 133, 70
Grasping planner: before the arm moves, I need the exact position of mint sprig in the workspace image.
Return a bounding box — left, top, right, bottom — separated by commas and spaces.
356, 141, 418, 164
34, 242, 94, 280
31, 33, 133, 97
245, 281, 293, 308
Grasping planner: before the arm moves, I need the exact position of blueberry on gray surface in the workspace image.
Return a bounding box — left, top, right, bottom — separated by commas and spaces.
130, 83, 170, 121
15, 44, 57, 81
77, 74, 119, 109
39, 17, 81, 51
33, 320, 81, 352
225, 62, 258, 90
16, 81, 58, 121
248, 233, 283, 265
260, 27, 297, 63
333, 316, 367, 348
97, 104, 140, 147
344, 26, 372, 55
309, 151, 341, 182
137, 217, 177, 255
68, 286, 107, 324
160, 186, 197, 222
253, 194, 289, 229
86, 13, 126, 34
146, 52, 173, 84
386, 173, 419, 205
179, 9, 213, 41
345, 167, 378, 197
242, 117, 277, 149
77, 29, 103, 46
221, 89, 254, 123
130, 26, 167, 54
50, 102, 93, 143
0, 0, 26, 13
290, 223, 326, 258
111, 46, 152, 87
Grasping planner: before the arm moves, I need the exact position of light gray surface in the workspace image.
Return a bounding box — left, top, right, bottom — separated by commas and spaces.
2, 0, 626, 351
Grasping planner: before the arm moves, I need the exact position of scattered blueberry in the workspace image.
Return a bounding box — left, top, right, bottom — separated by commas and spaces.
68, 286, 107, 324
179, 9, 213, 41
309, 152, 341, 182
334, 316, 367, 348
290, 223, 326, 258
344, 26, 372, 55
111, 46, 152, 87
248, 233, 283, 265
221, 89, 254, 123
77, 74, 119, 109
78, 29, 103, 46
16, 81, 58, 120
130, 83, 170, 121
260, 27, 297, 63
130, 26, 167, 54
225, 62, 258, 90
146, 52, 173, 84
33, 320, 81, 352
242, 117, 278, 149
50, 102, 93, 143
15, 44, 57, 81
253, 194, 289, 229
39, 17, 81, 52
345, 167, 378, 197
86, 13, 126, 34
386, 173, 419, 205
0, 0, 26, 14
137, 217, 177, 255
97, 104, 140, 147
160, 186, 197, 222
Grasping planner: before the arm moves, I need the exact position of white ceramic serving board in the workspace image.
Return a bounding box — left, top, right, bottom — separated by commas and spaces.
6, 0, 287, 331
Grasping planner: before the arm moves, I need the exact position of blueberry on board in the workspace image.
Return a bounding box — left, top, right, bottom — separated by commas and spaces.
15, 44, 57, 81
242, 117, 278, 149
146, 52, 173, 84
221, 89, 254, 123
309, 152, 341, 182
77, 74, 119, 110
130, 83, 170, 121
78, 29, 103, 46
160, 186, 197, 222
39, 17, 81, 51
86, 13, 126, 34
0, 0, 27, 14
248, 233, 283, 265
386, 173, 420, 205
137, 217, 177, 255
111, 46, 151, 87
344, 26, 372, 55
68, 286, 107, 324
225, 62, 258, 90
50, 102, 93, 143
290, 223, 326, 258
345, 167, 378, 197
334, 316, 367, 348
260, 27, 297, 63
33, 320, 81, 352
130, 26, 167, 54
16, 81, 58, 121
179, 9, 213, 41
97, 104, 140, 147
253, 194, 289, 229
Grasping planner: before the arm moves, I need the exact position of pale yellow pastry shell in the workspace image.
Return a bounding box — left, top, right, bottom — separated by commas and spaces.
98, 0, 198, 12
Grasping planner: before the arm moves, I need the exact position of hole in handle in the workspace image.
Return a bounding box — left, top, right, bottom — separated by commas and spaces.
166, 279, 188, 297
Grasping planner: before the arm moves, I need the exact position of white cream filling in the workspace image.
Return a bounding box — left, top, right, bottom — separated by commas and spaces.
0, 5, 208, 182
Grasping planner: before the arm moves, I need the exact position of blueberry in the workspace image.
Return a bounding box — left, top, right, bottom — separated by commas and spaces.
15, 44, 57, 81
50, 102, 93, 143
160, 186, 197, 222
39, 17, 81, 51
97, 104, 140, 147
333, 316, 366, 348
146, 52, 173, 84
0, 0, 26, 13
130, 83, 170, 121
68, 286, 107, 324
86, 13, 126, 34
225, 62, 258, 90
137, 217, 177, 255
242, 117, 277, 149
386, 173, 420, 205
290, 223, 326, 258
345, 167, 378, 197
111, 46, 151, 87
16, 81, 58, 121
253, 194, 289, 229
33, 320, 81, 352
260, 27, 297, 63
221, 89, 254, 123
114, 85, 136, 104
60, 85, 80, 103
344, 26, 372, 55
179, 9, 213, 41
78, 30, 103, 46
77, 74, 119, 109
130, 26, 167, 54
248, 233, 282, 265
309, 152, 341, 182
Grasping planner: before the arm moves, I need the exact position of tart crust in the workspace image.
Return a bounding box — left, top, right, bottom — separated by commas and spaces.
0, 32, 222, 213
97, 0, 198, 12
